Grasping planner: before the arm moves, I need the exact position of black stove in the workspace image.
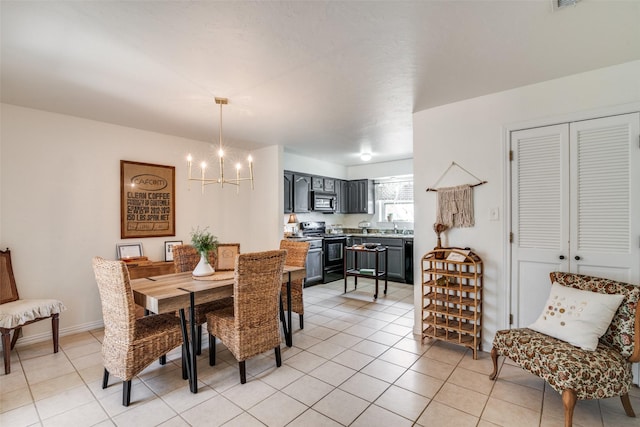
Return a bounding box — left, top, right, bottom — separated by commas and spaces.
298, 221, 346, 284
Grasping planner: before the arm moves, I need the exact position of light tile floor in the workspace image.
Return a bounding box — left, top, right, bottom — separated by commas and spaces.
1, 279, 639, 426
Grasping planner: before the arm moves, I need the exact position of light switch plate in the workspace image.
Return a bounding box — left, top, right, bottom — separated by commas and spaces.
489, 207, 499, 221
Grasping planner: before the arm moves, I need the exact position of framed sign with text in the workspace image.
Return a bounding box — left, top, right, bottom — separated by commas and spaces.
121, 160, 175, 238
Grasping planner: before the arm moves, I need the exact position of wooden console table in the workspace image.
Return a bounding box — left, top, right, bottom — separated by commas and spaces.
125, 261, 175, 279
344, 246, 388, 299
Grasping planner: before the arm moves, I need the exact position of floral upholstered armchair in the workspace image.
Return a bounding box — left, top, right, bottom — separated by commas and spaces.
489, 272, 639, 427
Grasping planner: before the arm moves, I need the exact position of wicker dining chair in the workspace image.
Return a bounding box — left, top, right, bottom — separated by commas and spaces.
172, 244, 234, 355
92, 257, 183, 406
279, 240, 309, 329
207, 249, 287, 384
1, 248, 66, 374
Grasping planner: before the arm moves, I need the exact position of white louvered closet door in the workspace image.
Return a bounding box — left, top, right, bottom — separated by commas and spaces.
569, 114, 640, 282
511, 124, 570, 327
511, 112, 640, 328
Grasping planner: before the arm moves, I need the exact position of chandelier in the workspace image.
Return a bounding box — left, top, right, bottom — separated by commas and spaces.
187, 97, 254, 194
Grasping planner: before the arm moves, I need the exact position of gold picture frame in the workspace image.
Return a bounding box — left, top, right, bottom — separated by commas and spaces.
121, 160, 175, 238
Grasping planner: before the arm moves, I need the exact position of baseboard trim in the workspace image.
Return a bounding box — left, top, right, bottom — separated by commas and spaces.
13, 320, 104, 349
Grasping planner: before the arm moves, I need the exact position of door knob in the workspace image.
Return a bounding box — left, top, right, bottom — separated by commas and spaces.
559, 255, 565, 260
574, 256, 581, 261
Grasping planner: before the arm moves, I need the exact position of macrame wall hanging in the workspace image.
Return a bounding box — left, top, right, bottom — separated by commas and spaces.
426, 162, 487, 228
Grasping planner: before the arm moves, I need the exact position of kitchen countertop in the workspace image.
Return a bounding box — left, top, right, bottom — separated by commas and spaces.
348, 233, 413, 238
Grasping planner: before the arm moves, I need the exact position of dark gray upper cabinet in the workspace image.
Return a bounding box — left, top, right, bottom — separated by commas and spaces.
323, 179, 335, 192
293, 174, 311, 212
284, 172, 293, 213
311, 176, 324, 191
335, 180, 345, 213
344, 179, 374, 214
284, 172, 373, 214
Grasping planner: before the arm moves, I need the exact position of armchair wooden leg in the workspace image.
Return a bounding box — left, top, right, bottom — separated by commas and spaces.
239, 361, 246, 384
489, 347, 499, 380
123, 380, 132, 406
562, 389, 577, 427
620, 393, 636, 417
102, 369, 109, 389
209, 335, 216, 366
10, 326, 21, 350
275, 346, 282, 367
299, 314, 303, 329
1, 328, 11, 374
51, 314, 60, 353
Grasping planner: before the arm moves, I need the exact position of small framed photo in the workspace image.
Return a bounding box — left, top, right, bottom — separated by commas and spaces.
164, 240, 183, 262
216, 243, 240, 271
116, 243, 143, 260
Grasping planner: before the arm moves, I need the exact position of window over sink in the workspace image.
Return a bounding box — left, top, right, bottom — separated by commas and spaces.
374, 177, 414, 222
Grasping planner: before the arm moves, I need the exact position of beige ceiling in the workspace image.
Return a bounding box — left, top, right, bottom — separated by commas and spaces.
2, 1, 639, 166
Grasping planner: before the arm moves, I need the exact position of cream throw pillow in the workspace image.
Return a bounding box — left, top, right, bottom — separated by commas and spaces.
528, 282, 624, 351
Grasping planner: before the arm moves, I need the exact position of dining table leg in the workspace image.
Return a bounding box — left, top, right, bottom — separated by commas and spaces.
178, 308, 192, 388
188, 292, 198, 393
286, 271, 292, 347
279, 272, 293, 347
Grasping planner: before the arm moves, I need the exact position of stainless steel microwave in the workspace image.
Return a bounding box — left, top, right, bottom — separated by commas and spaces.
311, 191, 337, 212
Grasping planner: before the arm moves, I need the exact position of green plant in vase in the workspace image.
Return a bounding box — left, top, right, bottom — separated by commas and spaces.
190, 226, 218, 276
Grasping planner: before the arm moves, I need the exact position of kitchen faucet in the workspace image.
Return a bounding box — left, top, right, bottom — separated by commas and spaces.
393, 222, 398, 233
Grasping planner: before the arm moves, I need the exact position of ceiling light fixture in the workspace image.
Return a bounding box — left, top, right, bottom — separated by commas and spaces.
187, 98, 254, 194
361, 152, 372, 161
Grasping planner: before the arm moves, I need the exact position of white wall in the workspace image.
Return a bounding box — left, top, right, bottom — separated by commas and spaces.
347, 158, 412, 180
0, 104, 282, 343
412, 60, 640, 350
284, 152, 347, 179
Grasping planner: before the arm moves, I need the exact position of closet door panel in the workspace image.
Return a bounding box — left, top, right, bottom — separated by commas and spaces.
569, 113, 640, 283
510, 124, 569, 327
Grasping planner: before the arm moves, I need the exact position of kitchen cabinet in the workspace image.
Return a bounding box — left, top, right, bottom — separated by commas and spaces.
312, 176, 324, 191
344, 179, 374, 214
293, 174, 311, 212
284, 172, 293, 213
283, 172, 373, 214
334, 179, 344, 213
323, 178, 335, 192
305, 243, 323, 285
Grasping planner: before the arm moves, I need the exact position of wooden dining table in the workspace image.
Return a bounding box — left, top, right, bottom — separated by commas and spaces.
130, 265, 305, 393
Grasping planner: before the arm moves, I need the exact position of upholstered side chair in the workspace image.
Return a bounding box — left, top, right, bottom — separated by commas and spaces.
1, 248, 66, 375
92, 256, 183, 406
172, 244, 234, 355
279, 240, 309, 329
207, 249, 287, 384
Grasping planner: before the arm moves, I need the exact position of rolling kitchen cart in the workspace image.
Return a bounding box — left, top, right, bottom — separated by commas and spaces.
344, 245, 387, 299
421, 248, 483, 359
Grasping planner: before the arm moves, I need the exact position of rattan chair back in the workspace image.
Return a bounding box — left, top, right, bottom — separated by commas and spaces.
92, 256, 184, 405
92, 257, 138, 345
1, 248, 19, 304
279, 240, 309, 317
233, 250, 287, 331
173, 244, 216, 273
